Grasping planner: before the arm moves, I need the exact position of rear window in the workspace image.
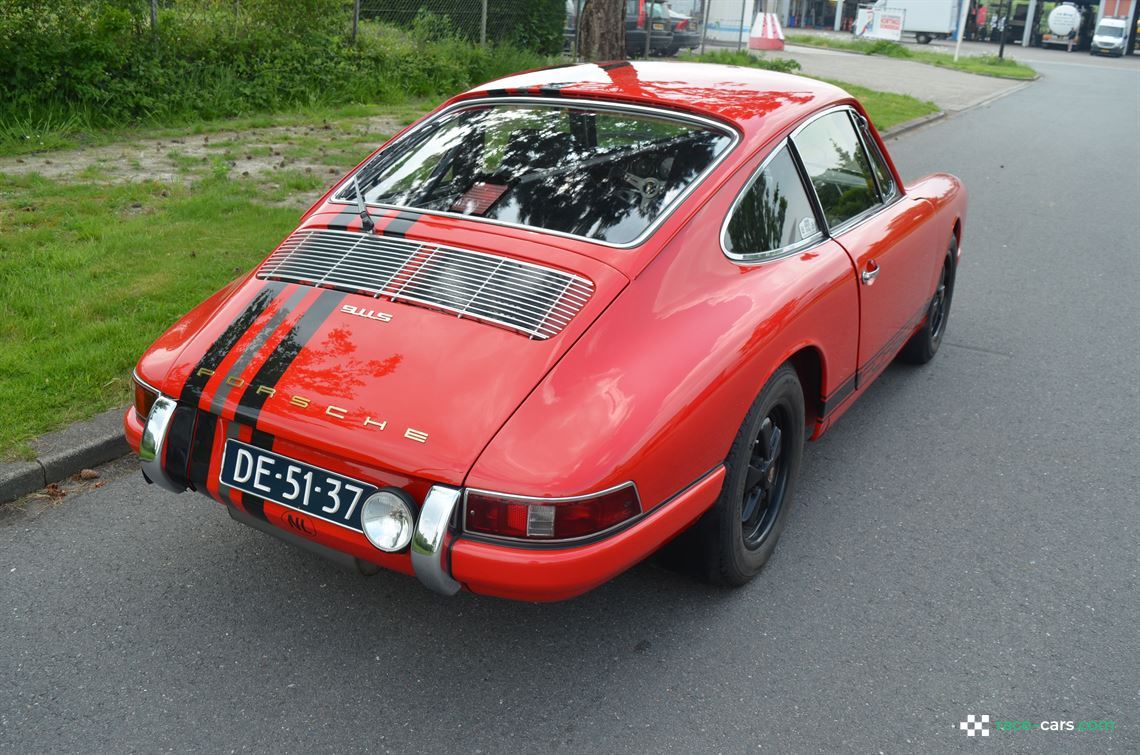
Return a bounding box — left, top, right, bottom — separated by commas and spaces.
337, 102, 734, 245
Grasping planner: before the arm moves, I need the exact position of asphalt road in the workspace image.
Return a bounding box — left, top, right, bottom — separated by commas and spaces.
3, 62, 1138, 753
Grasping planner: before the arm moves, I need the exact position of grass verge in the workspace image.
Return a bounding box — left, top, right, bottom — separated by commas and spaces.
682, 50, 939, 131
785, 34, 1037, 80
0, 172, 303, 459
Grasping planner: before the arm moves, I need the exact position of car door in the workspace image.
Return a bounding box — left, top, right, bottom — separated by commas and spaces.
791, 107, 934, 386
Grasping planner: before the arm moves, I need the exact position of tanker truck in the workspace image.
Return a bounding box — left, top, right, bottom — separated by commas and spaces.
1040, 2, 1086, 50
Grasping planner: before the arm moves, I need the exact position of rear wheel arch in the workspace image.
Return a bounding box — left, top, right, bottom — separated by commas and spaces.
784, 346, 824, 430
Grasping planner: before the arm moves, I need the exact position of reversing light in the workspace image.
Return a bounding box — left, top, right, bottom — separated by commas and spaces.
464, 485, 641, 541
133, 377, 159, 419
361, 489, 416, 552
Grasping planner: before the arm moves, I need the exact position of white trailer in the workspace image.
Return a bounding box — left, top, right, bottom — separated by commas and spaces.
873, 0, 960, 44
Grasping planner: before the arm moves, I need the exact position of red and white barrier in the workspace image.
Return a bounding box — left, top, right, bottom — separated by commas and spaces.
748, 12, 785, 51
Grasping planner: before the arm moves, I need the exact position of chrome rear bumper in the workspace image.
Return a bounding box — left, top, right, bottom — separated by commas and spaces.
140, 393, 462, 594
138, 395, 186, 494
141, 393, 463, 593
411, 486, 463, 595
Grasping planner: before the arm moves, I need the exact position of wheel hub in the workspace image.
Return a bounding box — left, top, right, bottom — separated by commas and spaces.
741, 412, 788, 548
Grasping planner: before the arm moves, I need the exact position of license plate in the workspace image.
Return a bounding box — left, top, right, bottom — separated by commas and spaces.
220, 440, 376, 531
653, 22, 664, 30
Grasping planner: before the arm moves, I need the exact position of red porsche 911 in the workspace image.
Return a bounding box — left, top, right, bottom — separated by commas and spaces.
126, 62, 966, 601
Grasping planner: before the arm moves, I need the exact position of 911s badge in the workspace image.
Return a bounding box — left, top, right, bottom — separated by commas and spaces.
340, 304, 392, 322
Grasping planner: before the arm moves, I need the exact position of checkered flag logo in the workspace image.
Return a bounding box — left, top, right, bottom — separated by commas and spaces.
960, 714, 991, 737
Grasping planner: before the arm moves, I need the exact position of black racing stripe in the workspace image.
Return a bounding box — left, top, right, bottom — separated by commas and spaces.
381, 211, 420, 238
250, 429, 275, 449
325, 207, 364, 231
240, 423, 281, 519
241, 491, 267, 520
599, 61, 632, 72
179, 282, 285, 405
232, 290, 348, 428
235, 429, 279, 516
859, 301, 929, 383
819, 373, 856, 420
162, 404, 198, 490
186, 411, 218, 492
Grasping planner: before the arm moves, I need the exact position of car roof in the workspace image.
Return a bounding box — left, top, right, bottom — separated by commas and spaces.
456, 61, 851, 144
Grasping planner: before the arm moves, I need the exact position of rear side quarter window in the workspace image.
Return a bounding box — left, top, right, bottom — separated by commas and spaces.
723, 145, 821, 261
792, 110, 881, 229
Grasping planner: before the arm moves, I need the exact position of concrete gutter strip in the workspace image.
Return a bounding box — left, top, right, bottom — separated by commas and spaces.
1, 406, 129, 505
880, 111, 946, 139
0, 461, 45, 504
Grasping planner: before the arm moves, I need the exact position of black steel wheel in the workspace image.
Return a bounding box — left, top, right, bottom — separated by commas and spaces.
693, 363, 805, 586
741, 410, 791, 550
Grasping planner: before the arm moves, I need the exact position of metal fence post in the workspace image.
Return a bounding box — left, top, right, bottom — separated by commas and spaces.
352, 0, 360, 43
645, 3, 652, 59
700, 0, 711, 54
737, 0, 747, 51
481, 0, 488, 45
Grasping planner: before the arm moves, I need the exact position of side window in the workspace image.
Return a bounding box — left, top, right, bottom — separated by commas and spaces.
792, 111, 881, 229
724, 145, 821, 259
857, 117, 896, 200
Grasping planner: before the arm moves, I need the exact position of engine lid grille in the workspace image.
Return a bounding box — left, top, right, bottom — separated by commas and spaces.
257, 228, 594, 340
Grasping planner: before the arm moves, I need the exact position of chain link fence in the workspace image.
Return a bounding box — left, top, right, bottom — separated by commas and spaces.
136, 0, 564, 49
134, 1, 838, 60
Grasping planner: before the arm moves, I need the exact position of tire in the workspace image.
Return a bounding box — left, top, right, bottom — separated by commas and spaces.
916, 33, 932, 44
898, 237, 957, 365
693, 364, 805, 586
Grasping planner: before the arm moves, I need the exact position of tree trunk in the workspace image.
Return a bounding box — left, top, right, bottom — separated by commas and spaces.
579, 0, 626, 61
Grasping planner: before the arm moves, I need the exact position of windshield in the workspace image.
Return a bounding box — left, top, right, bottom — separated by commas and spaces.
337, 102, 733, 245
1096, 24, 1124, 38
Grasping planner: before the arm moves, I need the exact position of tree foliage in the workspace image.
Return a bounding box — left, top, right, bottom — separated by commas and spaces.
0, 1, 557, 134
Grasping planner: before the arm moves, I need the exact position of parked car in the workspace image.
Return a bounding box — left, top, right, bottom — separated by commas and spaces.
1089, 16, 1128, 56
127, 62, 967, 601
626, 0, 673, 56
667, 9, 701, 54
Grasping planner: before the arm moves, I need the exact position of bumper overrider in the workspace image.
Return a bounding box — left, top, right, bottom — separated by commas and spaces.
128, 393, 725, 601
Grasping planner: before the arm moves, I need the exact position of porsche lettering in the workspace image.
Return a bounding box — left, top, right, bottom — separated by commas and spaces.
190, 367, 411, 437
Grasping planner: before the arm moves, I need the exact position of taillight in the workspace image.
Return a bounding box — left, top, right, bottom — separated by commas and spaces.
677, 18, 689, 30
464, 484, 641, 540
134, 377, 159, 419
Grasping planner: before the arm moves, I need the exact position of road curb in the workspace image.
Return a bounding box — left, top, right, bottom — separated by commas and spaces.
1, 407, 130, 505
881, 111, 946, 138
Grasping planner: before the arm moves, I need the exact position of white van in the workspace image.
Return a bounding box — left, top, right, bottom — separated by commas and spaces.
1090, 17, 1128, 57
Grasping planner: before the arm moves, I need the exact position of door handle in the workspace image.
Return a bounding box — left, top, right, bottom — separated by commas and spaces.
861, 261, 880, 285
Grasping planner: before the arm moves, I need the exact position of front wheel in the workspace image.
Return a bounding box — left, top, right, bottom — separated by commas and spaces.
898, 238, 957, 364
693, 364, 805, 586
